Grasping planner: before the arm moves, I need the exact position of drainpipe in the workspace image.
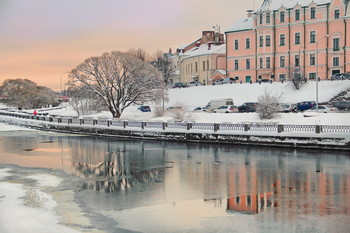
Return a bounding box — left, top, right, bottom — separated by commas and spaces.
303, 7, 306, 79
344, 17, 347, 73
326, 3, 330, 79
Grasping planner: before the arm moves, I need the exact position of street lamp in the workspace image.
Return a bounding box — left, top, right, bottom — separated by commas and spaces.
316, 34, 328, 112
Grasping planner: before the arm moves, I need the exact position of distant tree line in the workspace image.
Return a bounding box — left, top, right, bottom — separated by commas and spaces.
0, 79, 59, 109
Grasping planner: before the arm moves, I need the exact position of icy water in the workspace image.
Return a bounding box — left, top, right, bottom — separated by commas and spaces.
0, 129, 349, 233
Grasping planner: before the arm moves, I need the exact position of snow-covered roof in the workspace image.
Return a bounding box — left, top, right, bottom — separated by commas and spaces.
225, 17, 253, 33
180, 44, 226, 59
259, 0, 332, 12
214, 69, 226, 75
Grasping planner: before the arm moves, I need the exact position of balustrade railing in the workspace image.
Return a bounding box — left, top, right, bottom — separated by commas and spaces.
1, 111, 349, 135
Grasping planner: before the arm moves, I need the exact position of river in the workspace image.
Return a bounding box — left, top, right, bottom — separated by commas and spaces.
0, 128, 349, 233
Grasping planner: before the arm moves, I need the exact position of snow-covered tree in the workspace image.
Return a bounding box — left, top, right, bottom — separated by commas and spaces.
69, 51, 164, 118
256, 91, 281, 119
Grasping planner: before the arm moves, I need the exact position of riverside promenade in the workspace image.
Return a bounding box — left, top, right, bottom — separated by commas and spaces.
1, 111, 350, 151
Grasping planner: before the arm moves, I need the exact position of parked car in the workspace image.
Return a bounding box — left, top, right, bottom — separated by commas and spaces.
331, 73, 350, 80
188, 81, 203, 87
193, 107, 208, 112
279, 103, 297, 113
213, 79, 224, 85
172, 82, 188, 88
166, 106, 184, 111
222, 77, 236, 84
305, 105, 337, 113
296, 101, 316, 111
137, 105, 151, 112
213, 105, 238, 113
206, 98, 234, 111
333, 101, 350, 111
238, 102, 257, 112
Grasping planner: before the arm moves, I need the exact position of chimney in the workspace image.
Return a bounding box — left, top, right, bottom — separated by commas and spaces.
247, 10, 253, 18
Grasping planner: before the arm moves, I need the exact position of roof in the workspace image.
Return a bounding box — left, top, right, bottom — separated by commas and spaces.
180, 44, 226, 59
258, 0, 332, 12
225, 17, 253, 33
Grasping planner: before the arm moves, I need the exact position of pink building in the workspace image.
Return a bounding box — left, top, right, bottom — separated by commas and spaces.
226, 0, 350, 83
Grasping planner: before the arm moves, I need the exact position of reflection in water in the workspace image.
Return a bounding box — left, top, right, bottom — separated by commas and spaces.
0, 131, 349, 232
72, 151, 172, 193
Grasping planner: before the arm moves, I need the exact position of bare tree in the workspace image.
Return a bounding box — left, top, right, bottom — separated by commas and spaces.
289, 70, 306, 90
68, 86, 105, 116
256, 91, 281, 120
69, 51, 164, 118
0, 79, 58, 109
127, 48, 149, 61
151, 50, 174, 86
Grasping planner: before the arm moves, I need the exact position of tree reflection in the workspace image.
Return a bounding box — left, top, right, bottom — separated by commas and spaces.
72, 152, 170, 193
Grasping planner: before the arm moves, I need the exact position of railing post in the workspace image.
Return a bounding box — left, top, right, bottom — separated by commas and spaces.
278, 124, 284, 133
93, 118, 97, 126
162, 122, 167, 130
58, 117, 62, 123
107, 120, 111, 127
316, 125, 322, 134
49, 117, 53, 122
123, 120, 128, 128
187, 122, 192, 130
79, 118, 84, 125
244, 123, 250, 131
214, 123, 220, 132
141, 122, 146, 129
68, 118, 72, 124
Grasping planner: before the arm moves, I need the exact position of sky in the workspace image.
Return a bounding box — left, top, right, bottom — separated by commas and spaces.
0, 0, 262, 91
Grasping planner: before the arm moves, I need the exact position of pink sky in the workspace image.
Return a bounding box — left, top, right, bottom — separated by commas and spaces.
0, 0, 262, 91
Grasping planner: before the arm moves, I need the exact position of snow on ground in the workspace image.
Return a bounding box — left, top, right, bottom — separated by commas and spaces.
0, 168, 79, 233
0, 122, 36, 131
2, 80, 350, 126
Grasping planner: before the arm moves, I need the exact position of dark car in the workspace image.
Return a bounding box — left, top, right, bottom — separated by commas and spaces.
172, 82, 188, 88
296, 101, 316, 111
138, 105, 151, 112
238, 102, 257, 112
333, 101, 350, 111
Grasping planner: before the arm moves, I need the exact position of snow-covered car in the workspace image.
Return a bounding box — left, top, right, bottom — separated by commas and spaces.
279, 103, 297, 113
304, 105, 337, 113
333, 101, 350, 111
193, 107, 208, 112
213, 105, 238, 113
222, 77, 236, 84
213, 79, 224, 85
188, 81, 203, 87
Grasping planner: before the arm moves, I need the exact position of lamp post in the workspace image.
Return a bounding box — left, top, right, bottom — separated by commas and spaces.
316, 35, 328, 112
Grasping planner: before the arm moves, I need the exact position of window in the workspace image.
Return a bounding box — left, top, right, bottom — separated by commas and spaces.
246, 38, 250, 49
333, 38, 340, 51
309, 73, 316, 80
310, 54, 315, 66
266, 57, 271, 68
295, 55, 300, 67
295, 32, 301, 44
280, 56, 285, 67
310, 7, 316, 19
246, 59, 250, 69
333, 57, 339, 66
266, 13, 270, 23
279, 74, 286, 80
259, 36, 263, 47
266, 35, 271, 47
234, 39, 239, 50
310, 31, 316, 43
280, 11, 285, 22
203, 61, 205, 71
234, 60, 239, 70
195, 62, 198, 72
207, 61, 209, 70
280, 34, 285, 46
295, 9, 300, 21
260, 57, 263, 68
334, 9, 340, 19
260, 14, 263, 24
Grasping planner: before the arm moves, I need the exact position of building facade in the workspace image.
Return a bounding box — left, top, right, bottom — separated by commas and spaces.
178, 31, 226, 85
226, 0, 350, 83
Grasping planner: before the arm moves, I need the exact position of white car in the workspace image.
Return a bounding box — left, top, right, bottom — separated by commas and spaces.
188, 81, 203, 87
305, 105, 337, 113
193, 107, 208, 112
213, 105, 238, 113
